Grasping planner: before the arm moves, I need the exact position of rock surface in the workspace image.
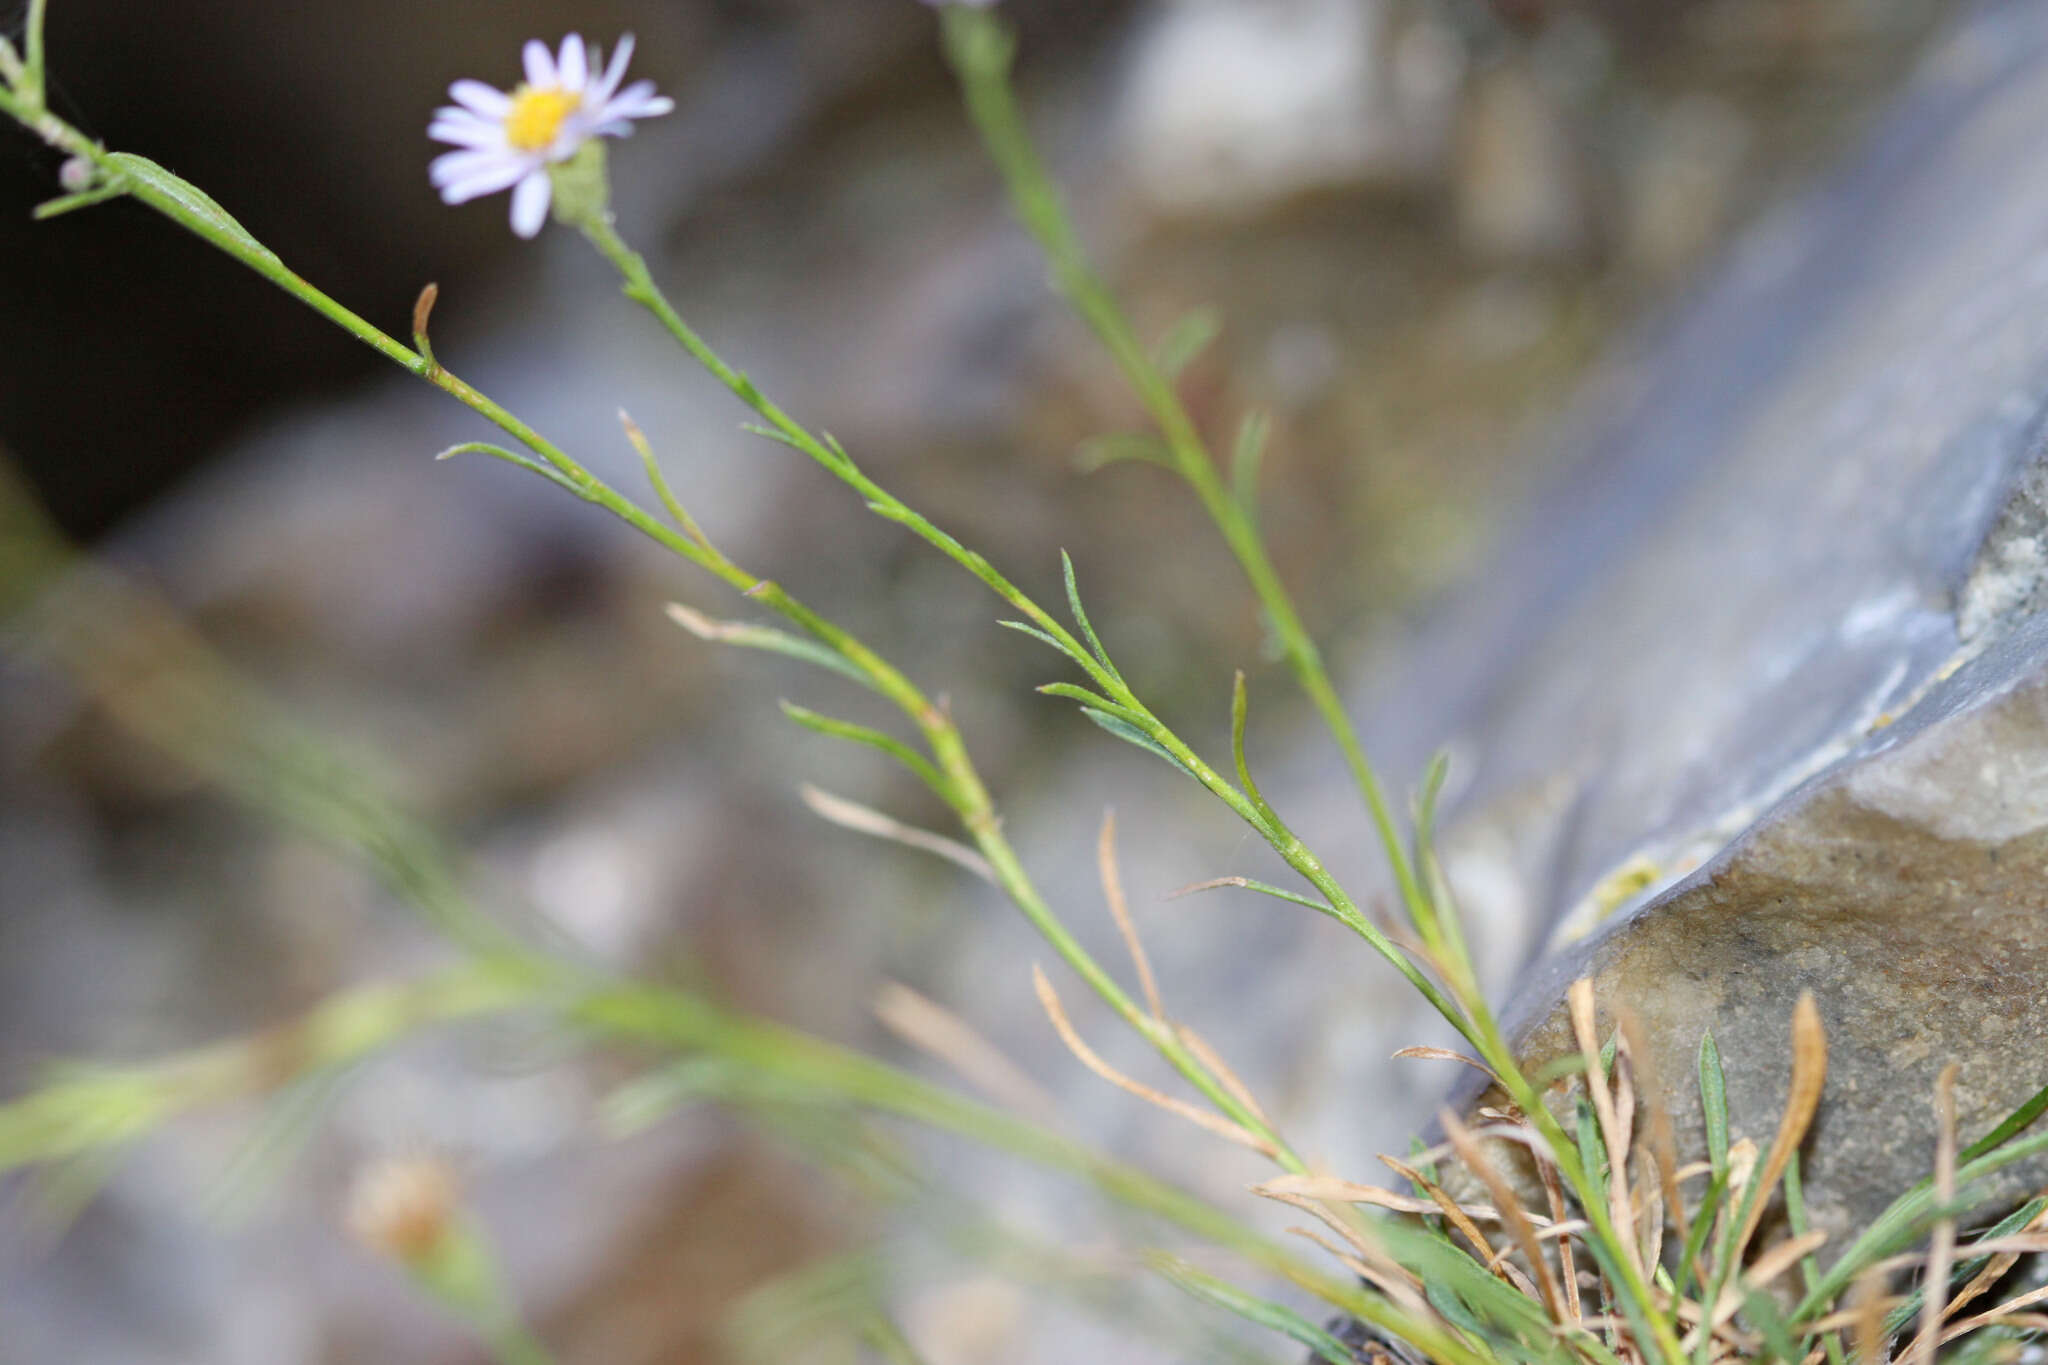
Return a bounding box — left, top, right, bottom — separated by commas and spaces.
1400, 0, 2048, 1239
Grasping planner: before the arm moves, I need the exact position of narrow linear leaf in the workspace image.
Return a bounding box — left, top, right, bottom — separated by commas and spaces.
778, 701, 947, 796
435, 441, 588, 499
665, 602, 879, 694
619, 410, 711, 547
1232, 410, 1271, 515
1882, 1195, 2048, 1337
996, 619, 1088, 668
1036, 681, 1136, 719
1163, 875, 1339, 920
1700, 1030, 1730, 1176
1073, 432, 1171, 474
1149, 1254, 1354, 1365
1228, 672, 1279, 826
1079, 708, 1192, 776
1060, 550, 1119, 677
32, 184, 126, 219
740, 421, 808, 454
799, 785, 993, 883
104, 153, 280, 266
1151, 306, 1223, 383
1744, 1287, 1806, 1365
1961, 1077, 2048, 1168
1414, 750, 1452, 848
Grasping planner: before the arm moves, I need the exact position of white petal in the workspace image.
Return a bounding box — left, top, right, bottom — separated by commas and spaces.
509, 169, 552, 237
428, 111, 505, 149
595, 34, 636, 103
591, 120, 634, 139
557, 34, 588, 91
449, 79, 511, 117
435, 155, 529, 204
429, 148, 500, 186
600, 81, 673, 122
523, 39, 555, 89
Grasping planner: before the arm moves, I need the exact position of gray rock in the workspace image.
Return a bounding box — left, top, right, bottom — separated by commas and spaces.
1398, 0, 2048, 1239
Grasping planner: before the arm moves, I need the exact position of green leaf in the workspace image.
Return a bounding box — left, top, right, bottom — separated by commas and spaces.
1229, 672, 1278, 825
1232, 410, 1271, 516
1073, 432, 1171, 474
1414, 750, 1451, 850
997, 618, 1071, 655
1149, 1254, 1355, 1365
1060, 550, 1118, 677
434, 440, 589, 500
1079, 708, 1191, 776
103, 152, 279, 267
1743, 1287, 1805, 1365
1164, 874, 1340, 921
1673, 1166, 1729, 1301
778, 701, 948, 796
665, 603, 880, 694
1035, 681, 1133, 717
740, 422, 808, 453
32, 183, 125, 219
1699, 1030, 1730, 1177
1151, 306, 1222, 383
1959, 1075, 2048, 1167
1881, 1193, 2048, 1336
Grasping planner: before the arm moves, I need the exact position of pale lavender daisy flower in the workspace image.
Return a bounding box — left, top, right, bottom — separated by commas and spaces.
428, 34, 674, 238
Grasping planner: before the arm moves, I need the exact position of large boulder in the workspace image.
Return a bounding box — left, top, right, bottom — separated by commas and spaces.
1399, 0, 2048, 1239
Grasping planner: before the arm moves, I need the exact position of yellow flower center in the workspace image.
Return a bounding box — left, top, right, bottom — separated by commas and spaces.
504, 86, 582, 152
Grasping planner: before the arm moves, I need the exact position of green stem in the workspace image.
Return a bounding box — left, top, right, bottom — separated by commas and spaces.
0, 100, 1302, 1172
575, 979, 1485, 1365
937, 7, 1432, 935
569, 199, 1477, 1057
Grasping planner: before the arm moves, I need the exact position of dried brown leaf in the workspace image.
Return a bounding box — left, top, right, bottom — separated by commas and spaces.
874, 981, 1056, 1122
1097, 810, 1163, 1022
1030, 964, 1275, 1157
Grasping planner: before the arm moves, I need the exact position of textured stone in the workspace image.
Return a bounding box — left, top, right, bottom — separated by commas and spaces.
1394, 0, 2048, 1239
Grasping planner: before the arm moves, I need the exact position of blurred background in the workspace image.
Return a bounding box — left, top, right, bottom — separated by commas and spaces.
0, 0, 1956, 1361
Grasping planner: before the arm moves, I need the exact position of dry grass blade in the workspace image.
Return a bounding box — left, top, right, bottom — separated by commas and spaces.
1537, 1152, 1583, 1328
1029, 965, 1276, 1157
1372, 1155, 1531, 1296
1393, 1046, 1502, 1084
1696, 1231, 1830, 1339
1850, 1267, 1889, 1365
1175, 1024, 1269, 1128
1733, 992, 1827, 1262
1910, 1062, 1960, 1365
1440, 1108, 1566, 1321
1258, 1171, 1535, 1226
1636, 1147, 1665, 1277
1405, 1120, 1550, 1171
873, 981, 1057, 1123
1944, 1191, 2048, 1323
1619, 1008, 1689, 1265
1282, 1222, 1436, 1321
1097, 810, 1164, 1022
799, 784, 995, 882
1940, 1282, 2048, 1343
1569, 977, 1641, 1283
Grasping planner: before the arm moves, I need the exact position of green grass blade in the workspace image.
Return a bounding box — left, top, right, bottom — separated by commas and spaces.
1699, 1031, 1730, 1177
1149, 1254, 1357, 1365
1080, 708, 1194, 776
1151, 306, 1221, 383
777, 701, 949, 796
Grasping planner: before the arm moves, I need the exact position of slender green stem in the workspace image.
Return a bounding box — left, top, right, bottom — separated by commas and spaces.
0, 99, 1302, 1172
569, 201, 1478, 1054
575, 979, 1488, 1365
937, 7, 1432, 934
